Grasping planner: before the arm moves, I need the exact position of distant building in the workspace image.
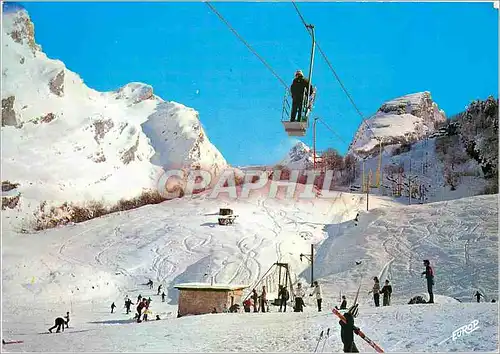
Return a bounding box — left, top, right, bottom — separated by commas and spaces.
174, 283, 248, 317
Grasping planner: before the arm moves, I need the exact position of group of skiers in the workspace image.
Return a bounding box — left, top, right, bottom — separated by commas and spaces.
241, 281, 324, 313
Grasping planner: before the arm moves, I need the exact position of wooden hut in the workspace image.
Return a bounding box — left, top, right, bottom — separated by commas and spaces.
174, 283, 248, 317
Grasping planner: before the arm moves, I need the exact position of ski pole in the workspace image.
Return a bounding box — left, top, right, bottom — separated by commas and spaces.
320, 328, 330, 352
313, 330, 324, 353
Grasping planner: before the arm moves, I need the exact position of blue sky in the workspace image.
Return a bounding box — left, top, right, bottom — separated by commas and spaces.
13, 2, 499, 166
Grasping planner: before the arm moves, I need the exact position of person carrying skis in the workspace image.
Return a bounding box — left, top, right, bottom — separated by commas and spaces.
278, 285, 290, 312
64, 312, 70, 328
161, 292, 166, 302
111, 302, 116, 313
421, 259, 434, 303
474, 291, 484, 303
379, 279, 392, 306
339, 308, 359, 353
368, 277, 381, 307
310, 281, 323, 312
290, 70, 312, 122
259, 286, 267, 313
251, 289, 258, 312
157, 284, 162, 295
48, 317, 66, 333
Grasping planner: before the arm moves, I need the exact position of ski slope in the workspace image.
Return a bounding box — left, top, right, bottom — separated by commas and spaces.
2, 189, 498, 352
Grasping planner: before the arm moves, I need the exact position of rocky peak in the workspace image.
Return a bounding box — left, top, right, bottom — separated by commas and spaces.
349, 91, 447, 157
2, 3, 41, 53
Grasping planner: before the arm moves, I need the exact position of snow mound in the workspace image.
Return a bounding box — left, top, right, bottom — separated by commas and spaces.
279, 141, 315, 169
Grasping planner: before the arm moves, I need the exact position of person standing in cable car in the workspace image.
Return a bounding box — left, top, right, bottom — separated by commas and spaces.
290, 70, 311, 122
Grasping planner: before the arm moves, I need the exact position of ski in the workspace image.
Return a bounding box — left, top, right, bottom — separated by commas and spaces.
320, 328, 330, 353
313, 330, 324, 353
332, 308, 384, 353
2, 339, 24, 345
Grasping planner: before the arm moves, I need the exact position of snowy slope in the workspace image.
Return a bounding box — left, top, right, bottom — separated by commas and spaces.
351, 137, 488, 203
349, 92, 446, 156
2, 186, 498, 352
1, 7, 227, 218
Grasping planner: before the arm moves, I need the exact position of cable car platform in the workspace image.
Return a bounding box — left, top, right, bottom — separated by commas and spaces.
282, 121, 307, 137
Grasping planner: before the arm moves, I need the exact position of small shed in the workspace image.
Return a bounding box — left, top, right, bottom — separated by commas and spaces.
174, 282, 248, 317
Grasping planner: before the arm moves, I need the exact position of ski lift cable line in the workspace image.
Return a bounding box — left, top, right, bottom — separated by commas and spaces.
205, 1, 289, 90
317, 117, 350, 147
290, 1, 377, 139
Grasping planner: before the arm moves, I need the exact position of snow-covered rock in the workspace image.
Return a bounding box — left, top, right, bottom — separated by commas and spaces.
279, 142, 315, 170
0, 5, 227, 220
349, 92, 446, 157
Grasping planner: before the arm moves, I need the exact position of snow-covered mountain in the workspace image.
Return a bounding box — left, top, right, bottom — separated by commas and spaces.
279, 141, 315, 169
1, 7, 227, 218
349, 92, 446, 157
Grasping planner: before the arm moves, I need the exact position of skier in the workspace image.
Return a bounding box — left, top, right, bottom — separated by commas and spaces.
368, 277, 381, 307
156, 315, 161, 320
143, 300, 150, 322
147, 279, 153, 289
125, 298, 132, 314
474, 291, 484, 303
136, 299, 146, 323
161, 292, 166, 302
157, 284, 162, 295
290, 70, 312, 122
111, 302, 116, 313
339, 308, 359, 352
310, 281, 323, 312
137, 294, 142, 304
339, 295, 348, 310
48, 317, 66, 333
243, 298, 252, 312
260, 286, 267, 313
421, 259, 434, 303
64, 311, 70, 328
251, 289, 258, 312
379, 279, 392, 306
354, 213, 360, 226
294, 283, 306, 312
278, 285, 289, 312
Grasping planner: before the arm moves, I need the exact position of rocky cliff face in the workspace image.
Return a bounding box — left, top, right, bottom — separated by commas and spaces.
349, 92, 447, 157
279, 142, 315, 170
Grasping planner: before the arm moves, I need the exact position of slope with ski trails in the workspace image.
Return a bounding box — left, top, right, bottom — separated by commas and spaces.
1, 189, 498, 352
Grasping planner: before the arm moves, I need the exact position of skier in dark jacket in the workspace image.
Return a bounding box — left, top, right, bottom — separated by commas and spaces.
475, 291, 484, 303
111, 302, 116, 313
48, 317, 66, 333
339, 310, 359, 352
161, 292, 166, 302
290, 70, 312, 122
125, 299, 132, 314
379, 279, 392, 306
136, 299, 146, 323
339, 295, 348, 310
421, 259, 434, 303
157, 284, 162, 295
278, 285, 290, 312
137, 294, 142, 304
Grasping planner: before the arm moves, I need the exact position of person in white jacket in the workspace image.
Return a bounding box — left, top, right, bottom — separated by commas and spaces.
294, 283, 306, 312
309, 281, 323, 312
